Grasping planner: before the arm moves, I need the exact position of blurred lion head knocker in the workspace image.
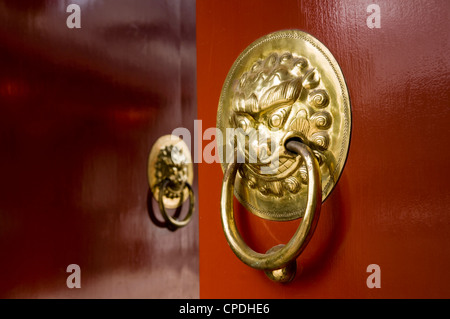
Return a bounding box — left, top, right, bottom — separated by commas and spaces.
154, 144, 188, 199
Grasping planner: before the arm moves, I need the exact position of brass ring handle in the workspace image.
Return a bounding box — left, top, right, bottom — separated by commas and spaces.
158, 179, 195, 231
216, 30, 351, 283
220, 140, 322, 283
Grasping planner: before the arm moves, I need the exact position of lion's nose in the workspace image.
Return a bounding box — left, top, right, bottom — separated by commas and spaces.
248, 124, 275, 164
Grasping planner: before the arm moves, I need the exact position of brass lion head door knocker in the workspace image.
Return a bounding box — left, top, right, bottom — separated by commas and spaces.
148, 135, 195, 231
217, 30, 351, 282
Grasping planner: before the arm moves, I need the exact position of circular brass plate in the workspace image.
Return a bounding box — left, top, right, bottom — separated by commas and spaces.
217, 30, 351, 221
148, 135, 193, 209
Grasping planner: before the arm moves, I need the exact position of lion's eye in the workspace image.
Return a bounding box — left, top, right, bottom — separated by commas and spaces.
269, 114, 282, 127
268, 108, 287, 129
235, 116, 251, 133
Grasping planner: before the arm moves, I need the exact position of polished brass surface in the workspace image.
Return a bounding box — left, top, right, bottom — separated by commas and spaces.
148, 135, 194, 209
217, 30, 351, 221
218, 30, 351, 282
158, 179, 195, 231
148, 135, 194, 230
220, 140, 322, 282
263, 244, 297, 283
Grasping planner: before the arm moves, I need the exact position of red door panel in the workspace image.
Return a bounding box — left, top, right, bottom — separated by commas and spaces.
197, 0, 450, 298
0, 0, 198, 298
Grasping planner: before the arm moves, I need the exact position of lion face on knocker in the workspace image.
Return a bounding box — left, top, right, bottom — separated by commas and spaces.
229, 52, 332, 198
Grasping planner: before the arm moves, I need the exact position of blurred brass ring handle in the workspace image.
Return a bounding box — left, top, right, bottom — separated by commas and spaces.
220, 140, 322, 283
158, 179, 195, 231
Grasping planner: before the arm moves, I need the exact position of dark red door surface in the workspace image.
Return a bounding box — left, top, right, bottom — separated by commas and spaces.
0, 0, 198, 298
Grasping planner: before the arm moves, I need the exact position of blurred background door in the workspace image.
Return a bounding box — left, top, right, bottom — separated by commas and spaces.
197, 0, 450, 298
0, 0, 198, 298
